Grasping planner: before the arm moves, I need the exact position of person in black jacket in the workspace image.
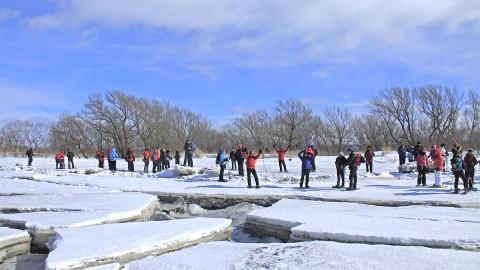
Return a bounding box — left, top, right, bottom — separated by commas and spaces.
412, 141, 421, 161
183, 139, 194, 167
229, 148, 237, 170
66, 149, 75, 169
333, 152, 347, 188
234, 143, 245, 176
26, 148, 34, 166
346, 149, 358, 190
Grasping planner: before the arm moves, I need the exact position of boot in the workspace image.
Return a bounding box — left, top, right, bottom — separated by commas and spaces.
300, 179, 304, 188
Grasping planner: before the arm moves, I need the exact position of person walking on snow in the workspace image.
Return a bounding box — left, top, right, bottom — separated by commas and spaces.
397, 143, 407, 166
143, 148, 150, 173
216, 148, 229, 182
464, 149, 478, 190
451, 153, 468, 193
55, 151, 65, 170
364, 146, 375, 173
334, 152, 347, 188
96, 149, 105, 168
416, 147, 428, 187
274, 144, 290, 172
298, 149, 315, 188
26, 148, 34, 166
243, 148, 262, 188
66, 149, 75, 169
431, 145, 444, 187
234, 144, 245, 176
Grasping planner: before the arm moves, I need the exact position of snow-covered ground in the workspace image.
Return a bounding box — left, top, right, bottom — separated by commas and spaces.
0, 152, 479, 269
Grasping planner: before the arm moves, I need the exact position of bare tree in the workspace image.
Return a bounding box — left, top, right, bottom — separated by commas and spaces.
414, 85, 462, 144
273, 98, 313, 146
369, 87, 418, 145
321, 106, 354, 153
462, 90, 480, 144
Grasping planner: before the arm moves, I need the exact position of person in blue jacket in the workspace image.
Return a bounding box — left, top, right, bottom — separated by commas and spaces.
298, 150, 316, 188
216, 148, 229, 182
109, 148, 118, 171
397, 143, 407, 166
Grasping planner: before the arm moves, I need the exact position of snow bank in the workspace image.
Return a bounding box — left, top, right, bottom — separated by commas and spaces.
0, 227, 31, 262
85, 263, 121, 270
45, 218, 232, 270
245, 199, 480, 250
124, 241, 480, 270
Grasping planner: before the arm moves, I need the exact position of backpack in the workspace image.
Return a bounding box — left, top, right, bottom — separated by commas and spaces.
215, 153, 221, 164
355, 154, 365, 167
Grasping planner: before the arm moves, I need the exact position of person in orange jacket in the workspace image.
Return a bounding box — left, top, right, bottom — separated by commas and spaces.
243, 148, 262, 188
143, 148, 150, 173
274, 144, 290, 172
55, 151, 65, 170
152, 147, 161, 173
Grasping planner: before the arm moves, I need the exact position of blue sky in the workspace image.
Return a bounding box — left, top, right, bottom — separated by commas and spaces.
1, 0, 479, 126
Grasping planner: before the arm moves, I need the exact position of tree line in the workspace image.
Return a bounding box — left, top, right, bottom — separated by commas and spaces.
1, 85, 479, 157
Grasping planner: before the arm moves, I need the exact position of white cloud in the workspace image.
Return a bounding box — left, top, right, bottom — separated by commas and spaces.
0, 8, 19, 22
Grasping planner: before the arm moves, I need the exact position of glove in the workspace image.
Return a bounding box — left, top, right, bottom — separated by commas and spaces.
259, 149, 262, 154
288, 144, 291, 148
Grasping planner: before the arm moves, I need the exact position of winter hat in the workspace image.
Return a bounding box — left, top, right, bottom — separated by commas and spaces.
238, 143, 243, 148
249, 150, 254, 155
220, 148, 224, 152
432, 145, 436, 149
347, 149, 352, 152
440, 143, 446, 147
468, 148, 473, 153
454, 142, 459, 147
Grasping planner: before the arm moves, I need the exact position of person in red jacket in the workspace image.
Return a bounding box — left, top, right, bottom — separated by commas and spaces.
274, 144, 290, 172
96, 149, 105, 169
55, 151, 65, 170
143, 148, 150, 173
364, 146, 375, 173
416, 147, 428, 187
243, 148, 262, 188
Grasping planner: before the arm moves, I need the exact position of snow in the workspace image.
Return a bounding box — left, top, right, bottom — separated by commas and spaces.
246, 199, 480, 249
85, 263, 121, 270
45, 218, 232, 270
124, 241, 480, 270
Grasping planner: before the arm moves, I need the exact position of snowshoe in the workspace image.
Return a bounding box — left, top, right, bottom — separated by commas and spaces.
332, 185, 341, 188
255, 186, 261, 189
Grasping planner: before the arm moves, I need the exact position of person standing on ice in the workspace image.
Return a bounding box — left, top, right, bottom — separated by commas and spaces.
234, 144, 245, 176
274, 144, 290, 172
55, 151, 65, 169
125, 147, 135, 172
397, 143, 407, 166
165, 149, 172, 169
107, 148, 112, 170
109, 148, 118, 171
160, 149, 169, 170
346, 149, 364, 190
428, 145, 437, 159
451, 153, 468, 193
452, 142, 462, 157
243, 148, 262, 188
298, 150, 315, 188
183, 139, 195, 167
96, 149, 105, 169
431, 145, 444, 187
174, 150, 181, 165
416, 147, 428, 187
364, 146, 375, 173
216, 148, 229, 182
463, 149, 477, 190
333, 152, 347, 188
66, 149, 75, 169
229, 147, 237, 170
143, 148, 150, 173
152, 147, 160, 173
25, 147, 34, 166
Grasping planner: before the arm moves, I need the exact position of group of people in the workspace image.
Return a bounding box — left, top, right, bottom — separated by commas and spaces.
398, 141, 477, 193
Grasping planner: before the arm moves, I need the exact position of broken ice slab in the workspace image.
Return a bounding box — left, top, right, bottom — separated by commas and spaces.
124, 240, 480, 270
245, 199, 480, 250
0, 193, 159, 253
45, 218, 232, 270
0, 227, 31, 263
